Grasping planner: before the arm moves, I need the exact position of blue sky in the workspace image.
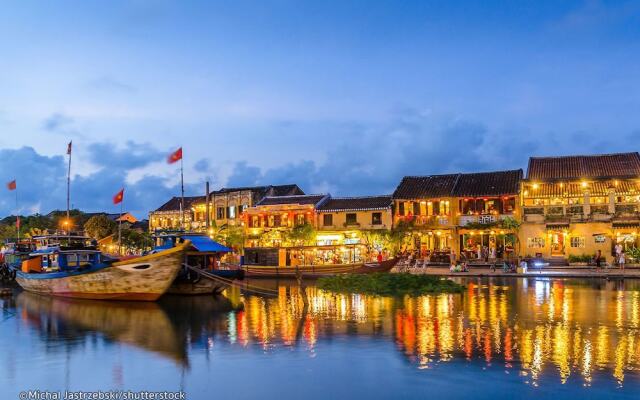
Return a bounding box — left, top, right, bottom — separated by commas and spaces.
1, 0, 639, 218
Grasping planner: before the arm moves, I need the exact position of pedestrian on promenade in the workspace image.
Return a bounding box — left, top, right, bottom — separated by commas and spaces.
595, 250, 602, 271
615, 243, 623, 265
619, 251, 626, 273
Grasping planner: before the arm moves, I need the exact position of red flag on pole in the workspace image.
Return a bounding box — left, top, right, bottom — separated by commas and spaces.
113, 188, 124, 205
167, 147, 183, 164
7, 180, 16, 191
67, 141, 72, 155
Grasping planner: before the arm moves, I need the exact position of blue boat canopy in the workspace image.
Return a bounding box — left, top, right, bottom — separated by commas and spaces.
187, 235, 231, 253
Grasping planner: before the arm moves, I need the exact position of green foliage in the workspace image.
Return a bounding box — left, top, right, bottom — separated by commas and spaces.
388, 219, 415, 255
626, 247, 640, 262
568, 254, 592, 263
120, 228, 153, 252
84, 215, 117, 239
286, 222, 316, 246
500, 216, 521, 231
224, 225, 246, 251
317, 273, 465, 296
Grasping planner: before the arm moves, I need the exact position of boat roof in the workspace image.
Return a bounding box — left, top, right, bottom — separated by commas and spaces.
188, 235, 231, 253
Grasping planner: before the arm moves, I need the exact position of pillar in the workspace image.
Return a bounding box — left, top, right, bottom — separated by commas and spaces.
583, 190, 590, 217
608, 188, 616, 214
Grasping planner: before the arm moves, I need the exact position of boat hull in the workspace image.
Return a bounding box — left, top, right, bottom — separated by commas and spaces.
242, 258, 398, 279
167, 269, 244, 295
15, 243, 188, 301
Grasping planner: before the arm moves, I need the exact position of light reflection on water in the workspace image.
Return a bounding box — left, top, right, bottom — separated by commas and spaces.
2, 277, 640, 399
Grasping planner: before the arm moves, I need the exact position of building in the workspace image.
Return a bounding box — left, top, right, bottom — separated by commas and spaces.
148, 196, 204, 231
190, 184, 304, 231
520, 152, 640, 262
393, 170, 522, 260
243, 194, 330, 248
148, 184, 304, 232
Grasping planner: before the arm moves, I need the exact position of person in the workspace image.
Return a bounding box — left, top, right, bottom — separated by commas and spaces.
619, 251, 626, 272
377, 251, 383, 263
519, 257, 528, 273
450, 249, 457, 265
615, 243, 623, 265
595, 250, 602, 271
461, 261, 469, 273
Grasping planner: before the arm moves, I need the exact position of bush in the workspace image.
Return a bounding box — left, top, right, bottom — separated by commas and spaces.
568, 254, 592, 263
317, 273, 464, 296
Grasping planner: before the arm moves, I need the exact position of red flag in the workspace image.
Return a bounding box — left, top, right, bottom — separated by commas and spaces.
167, 147, 183, 164
67, 141, 72, 155
113, 188, 124, 205
6, 180, 16, 191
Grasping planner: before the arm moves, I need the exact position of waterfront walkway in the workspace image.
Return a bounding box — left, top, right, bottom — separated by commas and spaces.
397, 265, 640, 279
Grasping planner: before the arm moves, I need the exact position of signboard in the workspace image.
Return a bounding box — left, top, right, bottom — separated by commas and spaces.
594, 234, 606, 243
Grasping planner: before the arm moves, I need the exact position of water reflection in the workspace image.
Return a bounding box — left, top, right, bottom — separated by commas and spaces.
4, 277, 640, 393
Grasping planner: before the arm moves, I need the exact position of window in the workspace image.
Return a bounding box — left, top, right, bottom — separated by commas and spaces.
216, 207, 225, 219
228, 206, 236, 219
323, 214, 333, 227
296, 214, 306, 225
527, 237, 545, 248
570, 237, 585, 248
346, 213, 357, 225
251, 215, 260, 228
372, 212, 382, 225
268, 215, 275, 227
398, 202, 405, 216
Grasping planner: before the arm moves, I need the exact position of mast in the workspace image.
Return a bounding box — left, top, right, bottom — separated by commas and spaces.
205, 180, 210, 231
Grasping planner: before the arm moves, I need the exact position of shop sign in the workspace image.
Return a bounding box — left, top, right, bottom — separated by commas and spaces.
344, 238, 360, 245
478, 215, 496, 224
594, 234, 606, 243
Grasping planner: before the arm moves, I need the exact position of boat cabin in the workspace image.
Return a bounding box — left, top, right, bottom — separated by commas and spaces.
21, 248, 110, 274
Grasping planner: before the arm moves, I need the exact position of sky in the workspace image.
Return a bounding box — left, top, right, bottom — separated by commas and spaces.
0, 0, 639, 218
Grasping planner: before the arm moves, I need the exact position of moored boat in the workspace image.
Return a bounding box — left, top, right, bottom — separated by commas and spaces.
13, 241, 190, 301
241, 258, 398, 279
153, 232, 245, 295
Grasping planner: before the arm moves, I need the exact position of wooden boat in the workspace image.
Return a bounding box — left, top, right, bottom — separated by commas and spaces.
13, 241, 190, 301
154, 233, 244, 295
241, 258, 398, 279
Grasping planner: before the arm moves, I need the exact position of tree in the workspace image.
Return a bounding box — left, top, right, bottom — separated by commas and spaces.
388, 219, 415, 255
84, 215, 117, 240
500, 216, 522, 257
286, 222, 316, 246
120, 228, 153, 253
224, 225, 246, 252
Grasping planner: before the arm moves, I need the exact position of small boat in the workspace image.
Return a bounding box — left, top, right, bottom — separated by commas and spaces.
13, 240, 190, 301
153, 232, 244, 295
241, 258, 399, 279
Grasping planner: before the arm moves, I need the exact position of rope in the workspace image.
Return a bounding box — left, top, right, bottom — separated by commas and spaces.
182, 264, 280, 295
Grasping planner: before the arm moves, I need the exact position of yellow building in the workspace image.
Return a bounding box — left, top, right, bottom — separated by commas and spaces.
148, 196, 202, 231
316, 195, 393, 261
520, 152, 640, 262
148, 184, 303, 232
392, 170, 522, 261
190, 184, 303, 231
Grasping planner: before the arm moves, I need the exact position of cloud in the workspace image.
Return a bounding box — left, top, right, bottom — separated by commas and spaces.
42, 113, 75, 133
0, 142, 190, 219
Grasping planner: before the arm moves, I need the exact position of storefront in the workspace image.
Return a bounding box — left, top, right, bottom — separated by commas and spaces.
458, 230, 516, 260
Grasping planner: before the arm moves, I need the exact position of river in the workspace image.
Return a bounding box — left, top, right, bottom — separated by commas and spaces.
2, 277, 640, 399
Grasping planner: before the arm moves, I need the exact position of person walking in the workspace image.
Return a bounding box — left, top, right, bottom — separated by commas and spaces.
615, 243, 623, 266
619, 251, 626, 273
595, 250, 603, 271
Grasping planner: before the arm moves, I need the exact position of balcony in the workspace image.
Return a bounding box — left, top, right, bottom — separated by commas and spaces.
395, 215, 451, 227
458, 214, 513, 226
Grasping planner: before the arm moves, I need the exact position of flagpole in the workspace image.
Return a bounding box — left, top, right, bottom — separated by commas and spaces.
67, 141, 72, 239
118, 196, 123, 255
180, 155, 185, 230
15, 186, 19, 241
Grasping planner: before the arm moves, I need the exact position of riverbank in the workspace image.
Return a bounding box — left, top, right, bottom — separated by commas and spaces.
402, 266, 640, 279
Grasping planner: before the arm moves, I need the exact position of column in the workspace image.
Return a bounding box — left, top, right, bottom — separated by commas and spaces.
608, 188, 616, 214
583, 190, 590, 217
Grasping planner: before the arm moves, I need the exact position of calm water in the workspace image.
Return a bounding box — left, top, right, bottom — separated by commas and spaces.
2, 278, 640, 399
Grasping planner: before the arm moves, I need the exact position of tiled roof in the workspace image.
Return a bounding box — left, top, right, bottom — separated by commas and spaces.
214, 184, 303, 196
525, 181, 639, 198
153, 196, 204, 212
393, 174, 459, 199
317, 196, 392, 212
393, 170, 522, 199
256, 194, 329, 207
452, 170, 523, 197
527, 152, 640, 181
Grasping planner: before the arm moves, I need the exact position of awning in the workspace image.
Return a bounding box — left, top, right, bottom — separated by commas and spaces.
187, 235, 231, 253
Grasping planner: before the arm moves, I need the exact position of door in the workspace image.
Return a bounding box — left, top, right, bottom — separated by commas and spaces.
551, 233, 564, 256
